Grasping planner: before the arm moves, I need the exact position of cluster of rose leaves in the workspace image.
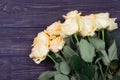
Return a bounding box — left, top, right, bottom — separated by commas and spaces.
29, 10, 120, 80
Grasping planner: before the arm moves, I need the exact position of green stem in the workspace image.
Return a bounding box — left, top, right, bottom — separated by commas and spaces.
98, 62, 104, 79
61, 51, 66, 60
55, 53, 65, 61
102, 30, 105, 41
75, 71, 80, 80
74, 33, 79, 42
48, 54, 57, 64
105, 66, 109, 79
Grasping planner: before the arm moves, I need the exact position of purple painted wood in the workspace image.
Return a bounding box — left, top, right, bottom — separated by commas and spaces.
0, 0, 120, 80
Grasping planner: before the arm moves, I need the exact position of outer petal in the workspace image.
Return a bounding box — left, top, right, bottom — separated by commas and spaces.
29, 43, 49, 64
61, 18, 79, 37
32, 31, 49, 46
107, 18, 118, 31
79, 14, 96, 37
45, 21, 62, 37
50, 37, 65, 53
63, 10, 81, 19
95, 13, 110, 30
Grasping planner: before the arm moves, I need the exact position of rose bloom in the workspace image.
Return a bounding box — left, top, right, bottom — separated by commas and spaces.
30, 31, 50, 64
95, 13, 110, 30
79, 14, 96, 37
63, 10, 81, 19
45, 21, 62, 37
50, 37, 65, 53
61, 18, 79, 37
29, 43, 49, 64
32, 31, 50, 46
107, 18, 118, 31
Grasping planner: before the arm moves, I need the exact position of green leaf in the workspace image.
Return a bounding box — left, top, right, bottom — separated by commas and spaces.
108, 41, 118, 61
112, 75, 120, 80
107, 74, 113, 80
110, 60, 119, 69
116, 69, 120, 76
70, 55, 86, 71
100, 50, 110, 65
38, 71, 59, 80
60, 61, 70, 75
81, 65, 95, 80
77, 39, 95, 62
63, 46, 78, 59
54, 63, 60, 72
71, 76, 76, 80
89, 37, 105, 50
54, 74, 69, 80
80, 75, 89, 80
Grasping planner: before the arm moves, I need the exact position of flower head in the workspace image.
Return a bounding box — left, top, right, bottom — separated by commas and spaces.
107, 18, 118, 31
50, 37, 65, 53
32, 32, 50, 46
30, 42, 49, 64
30, 32, 50, 64
79, 14, 96, 37
63, 10, 81, 19
61, 18, 79, 37
45, 21, 62, 37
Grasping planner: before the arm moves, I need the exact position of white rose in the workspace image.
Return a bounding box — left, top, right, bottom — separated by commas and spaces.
95, 13, 110, 30
79, 14, 96, 37
107, 18, 118, 31
29, 43, 49, 64
50, 37, 65, 53
32, 31, 49, 46
63, 10, 81, 19
45, 21, 62, 37
61, 18, 79, 37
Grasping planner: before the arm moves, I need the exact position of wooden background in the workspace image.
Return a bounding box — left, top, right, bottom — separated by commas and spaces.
0, 0, 120, 80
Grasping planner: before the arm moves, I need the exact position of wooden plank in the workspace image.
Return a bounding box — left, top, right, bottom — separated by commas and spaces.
0, 57, 53, 80
0, 0, 120, 28
0, 0, 120, 80
0, 27, 42, 56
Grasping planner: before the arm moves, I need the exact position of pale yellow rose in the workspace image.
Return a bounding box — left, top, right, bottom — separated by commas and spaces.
61, 18, 79, 37
95, 13, 110, 30
29, 43, 49, 64
32, 31, 50, 46
107, 18, 118, 31
45, 21, 62, 37
79, 14, 96, 37
50, 37, 65, 53
63, 10, 81, 19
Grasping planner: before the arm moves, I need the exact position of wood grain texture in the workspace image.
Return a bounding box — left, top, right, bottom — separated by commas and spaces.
0, 0, 120, 80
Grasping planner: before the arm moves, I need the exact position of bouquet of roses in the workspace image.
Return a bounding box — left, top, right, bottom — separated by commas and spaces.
29, 10, 120, 80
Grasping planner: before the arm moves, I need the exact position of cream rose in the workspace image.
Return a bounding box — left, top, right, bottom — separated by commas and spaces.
61, 18, 79, 37
95, 13, 110, 30
63, 10, 81, 19
79, 14, 96, 37
32, 32, 50, 46
45, 21, 62, 37
50, 37, 65, 53
61, 10, 81, 37
30, 31, 50, 64
107, 18, 118, 31
29, 43, 49, 64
